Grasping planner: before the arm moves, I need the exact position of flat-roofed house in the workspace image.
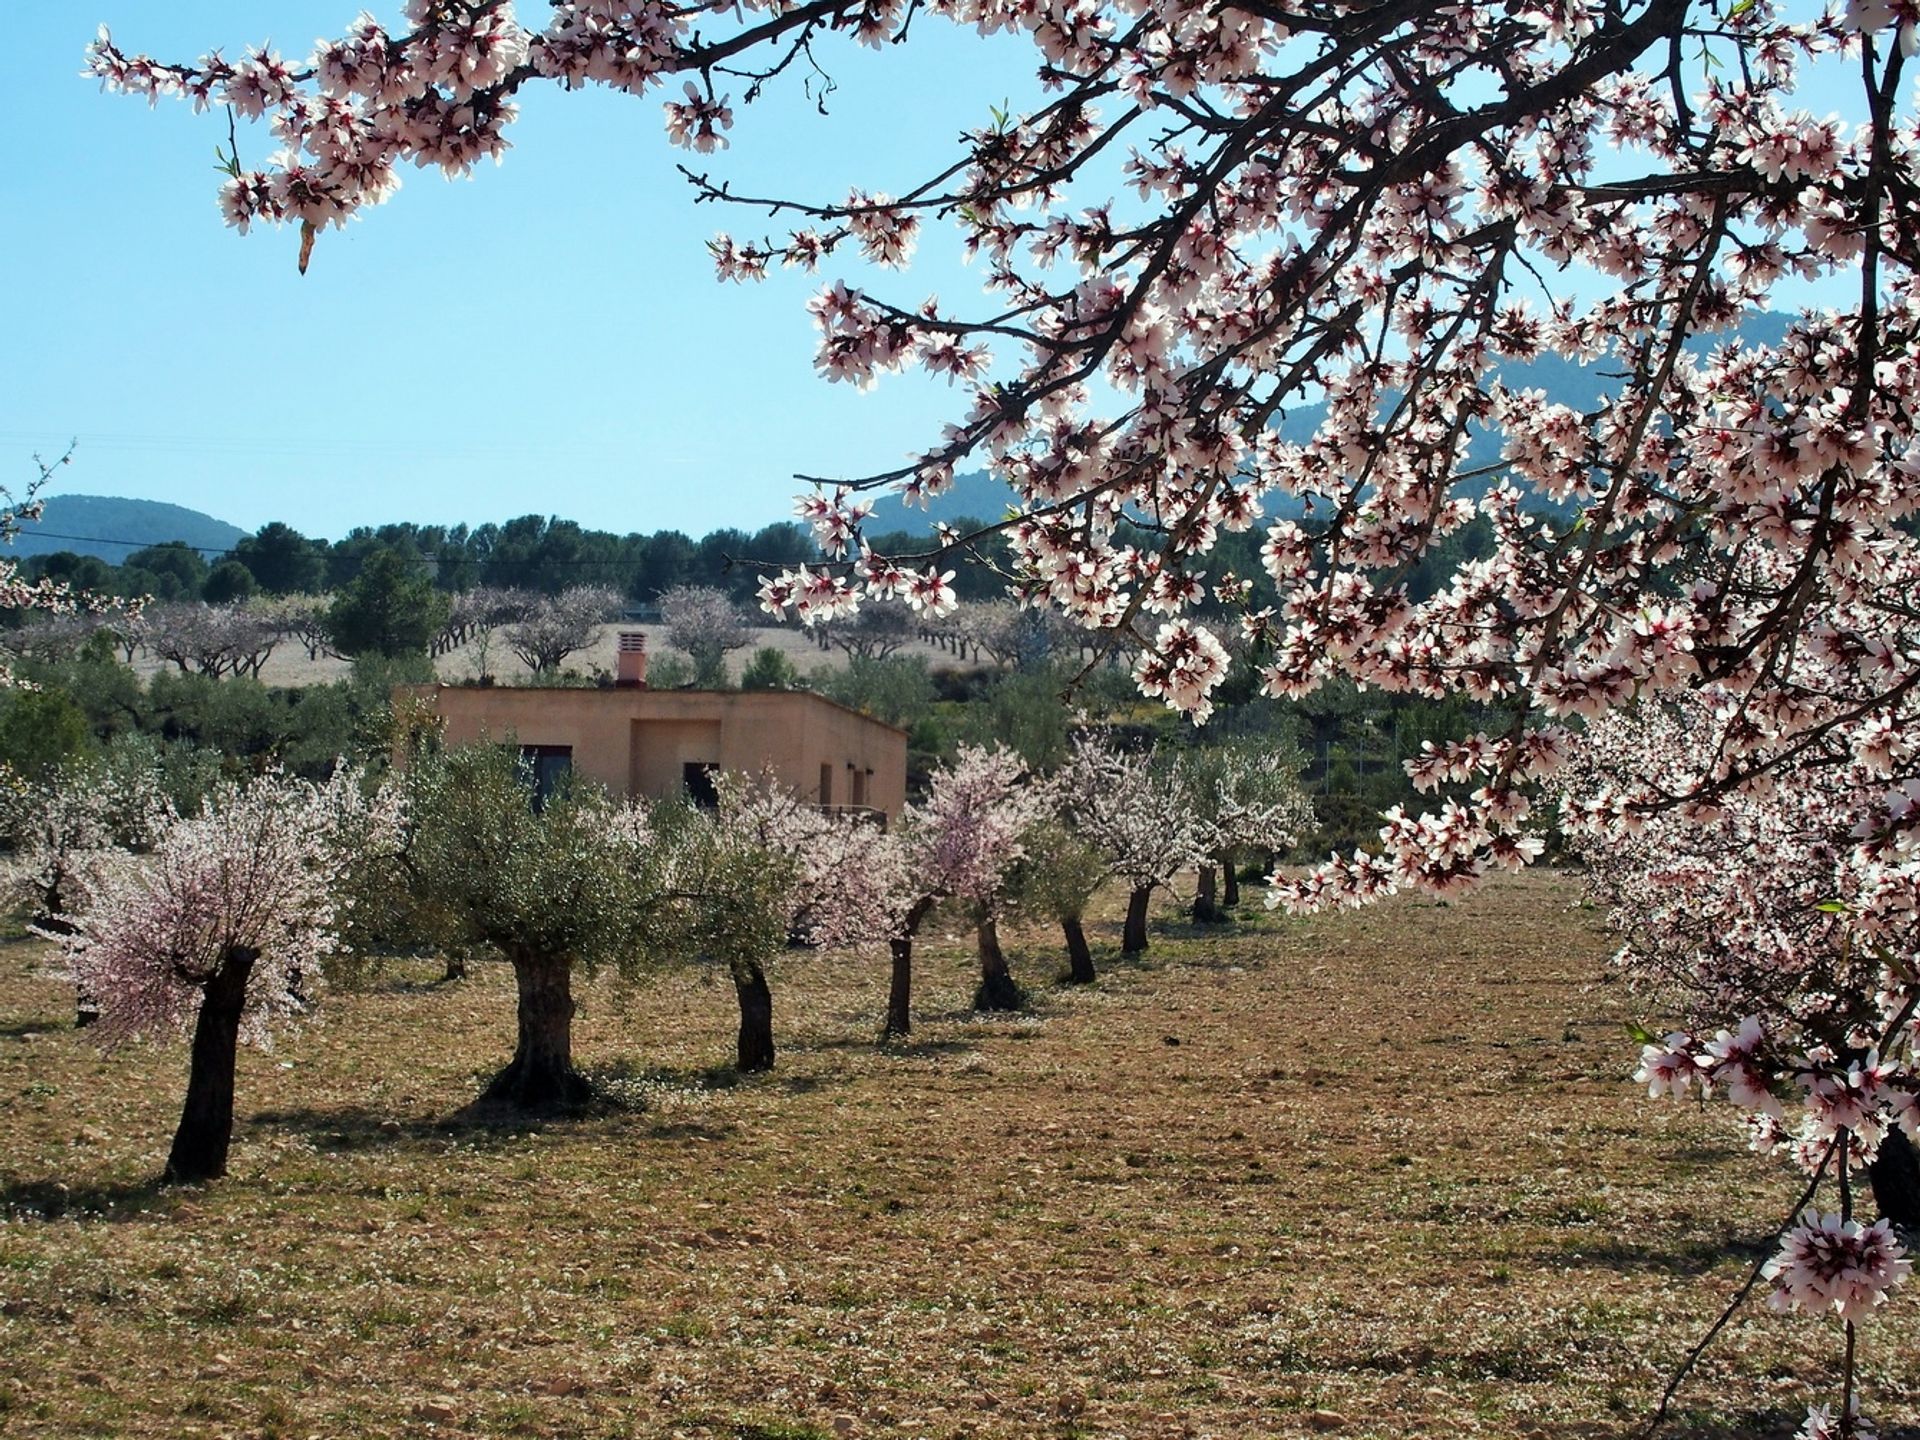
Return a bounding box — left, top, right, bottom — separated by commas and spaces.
399, 634, 907, 819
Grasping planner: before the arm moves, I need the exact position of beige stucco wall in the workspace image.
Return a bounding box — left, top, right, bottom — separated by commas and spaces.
402, 686, 908, 818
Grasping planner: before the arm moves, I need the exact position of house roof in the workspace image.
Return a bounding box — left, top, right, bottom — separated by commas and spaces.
412, 682, 911, 738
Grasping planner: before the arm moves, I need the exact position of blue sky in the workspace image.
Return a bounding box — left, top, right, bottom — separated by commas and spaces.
0, 5, 1039, 540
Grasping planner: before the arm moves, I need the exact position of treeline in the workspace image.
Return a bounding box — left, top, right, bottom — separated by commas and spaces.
21, 517, 821, 607
16, 506, 1499, 615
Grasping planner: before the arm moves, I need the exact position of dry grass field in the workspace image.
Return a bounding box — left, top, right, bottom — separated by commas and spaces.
2, 872, 1915, 1439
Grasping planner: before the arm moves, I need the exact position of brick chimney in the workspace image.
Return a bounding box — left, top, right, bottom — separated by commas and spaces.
616, 630, 649, 688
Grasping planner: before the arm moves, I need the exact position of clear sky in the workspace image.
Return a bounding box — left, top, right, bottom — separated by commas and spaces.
0, 5, 1040, 541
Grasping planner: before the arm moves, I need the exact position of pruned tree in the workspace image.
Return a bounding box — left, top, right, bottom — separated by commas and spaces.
912, 744, 1052, 1011
658, 584, 751, 686
1178, 746, 1314, 922
254, 592, 340, 663
501, 584, 618, 675
141, 602, 280, 679
715, 771, 909, 1043
1007, 819, 1108, 985
433, 584, 534, 660
57, 769, 392, 1183
1, 748, 175, 1014
2, 612, 114, 667
821, 600, 914, 662
1061, 736, 1202, 955
657, 788, 804, 1072
399, 743, 659, 1108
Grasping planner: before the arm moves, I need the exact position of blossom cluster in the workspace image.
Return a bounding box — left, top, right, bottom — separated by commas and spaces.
61, 769, 397, 1049
1763, 1211, 1912, 1325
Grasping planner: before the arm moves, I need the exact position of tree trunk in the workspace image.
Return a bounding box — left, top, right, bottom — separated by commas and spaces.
886, 935, 914, 1038
734, 959, 776, 1072
482, 954, 590, 1110
1063, 916, 1096, 984
442, 951, 468, 982
973, 915, 1025, 1011
883, 898, 935, 1038
1221, 854, 1241, 908
1870, 1127, 1920, 1230
1123, 885, 1152, 954
1192, 865, 1227, 924
163, 946, 258, 1185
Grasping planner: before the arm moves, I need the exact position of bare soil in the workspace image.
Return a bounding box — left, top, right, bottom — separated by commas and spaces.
1, 872, 1914, 1439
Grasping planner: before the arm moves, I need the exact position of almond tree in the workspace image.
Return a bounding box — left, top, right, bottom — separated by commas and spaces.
717, 772, 913, 1038
915, 745, 1052, 1011
1554, 667, 1920, 1432
655, 788, 803, 1072
502, 584, 621, 675
1, 750, 174, 1024
58, 770, 391, 1183
1062, 736, 1201, 955
256, 592, 342, 663
138, 603, 280, 680
1178, 746, 1315, 922
658, 584, 751, 686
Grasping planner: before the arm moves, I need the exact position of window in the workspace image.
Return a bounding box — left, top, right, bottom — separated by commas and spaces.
683, 761, 720, 809
518, 745, 573, 810
819, 762, 833, 807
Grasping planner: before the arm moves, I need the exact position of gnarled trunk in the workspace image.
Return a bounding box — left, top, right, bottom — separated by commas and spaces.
482, 953, 589, 1110
973, 915, 1025, 1011
1063, 915, 1096, 984
164, 946, 258, 1185
1122, 885, 1152, 954
733, 958, 776, 1072
442, 951, 469, 982
1220, 854, 1241, 908
1192, 865, 1227, 924
1870, 1127, 1920, 1230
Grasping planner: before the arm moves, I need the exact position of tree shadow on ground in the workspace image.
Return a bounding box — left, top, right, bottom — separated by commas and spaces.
0, 1017, 72, 1039
811, 1033, 977, 1059
245, 1104, 530, 1154
1536, 1230, 1769, 1278
0, 1173, 177, 1222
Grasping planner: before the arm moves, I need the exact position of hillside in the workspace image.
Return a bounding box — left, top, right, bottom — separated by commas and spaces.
873, 312, 1797, 536
7, 494, 245, 562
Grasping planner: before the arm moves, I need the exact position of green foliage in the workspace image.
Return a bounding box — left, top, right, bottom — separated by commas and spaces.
399, 745, 658, 975
817, 655, 936, 729
231, 522, 326, 595
200, 560, 257, 605
739, 647, 799, 691
123, 542, 209, 600
24, 551, 115, 594
1006, 820, 1107, 923
326, 548, 449, 659
648, 801, 795, 982
0, 688, 90, 780
646, 653, 695, 690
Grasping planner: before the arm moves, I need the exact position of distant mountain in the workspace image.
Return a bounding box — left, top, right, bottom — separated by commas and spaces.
6, 495, 246, 562
872, 312, 1798, 535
